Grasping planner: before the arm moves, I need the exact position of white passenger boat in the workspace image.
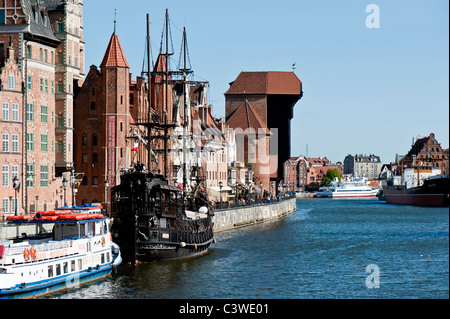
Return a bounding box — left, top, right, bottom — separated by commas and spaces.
0, 204, 121, 299
316, 177, 379, 198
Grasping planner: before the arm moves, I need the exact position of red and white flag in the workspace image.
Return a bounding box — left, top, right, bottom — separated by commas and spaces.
132, 142, 139, 152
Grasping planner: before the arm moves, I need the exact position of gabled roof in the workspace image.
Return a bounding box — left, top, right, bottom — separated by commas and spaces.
406, 136, 429, 157
225, 71, 302, 96
226, 100, 271, 135
100, 33, 130, 68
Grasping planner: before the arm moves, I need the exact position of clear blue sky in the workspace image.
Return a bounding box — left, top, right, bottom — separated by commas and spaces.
84, 0, 449, 164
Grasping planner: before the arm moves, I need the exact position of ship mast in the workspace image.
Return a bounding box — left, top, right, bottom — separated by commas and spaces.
146, 13, 152, 170
181, 27, 192, 194
163, 9, 171, 179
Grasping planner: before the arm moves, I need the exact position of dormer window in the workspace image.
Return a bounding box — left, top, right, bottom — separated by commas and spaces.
43, 16, 48, 26
35, 12, 39, 22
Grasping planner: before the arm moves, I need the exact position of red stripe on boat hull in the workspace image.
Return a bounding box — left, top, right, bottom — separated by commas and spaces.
384, 194, 449, 207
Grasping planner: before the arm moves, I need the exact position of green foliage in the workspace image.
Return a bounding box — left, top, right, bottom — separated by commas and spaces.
321, 169, 342, 186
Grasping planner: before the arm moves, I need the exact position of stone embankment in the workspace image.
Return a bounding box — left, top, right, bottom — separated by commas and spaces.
295, 192, 315, 199
213, 198, 297, 233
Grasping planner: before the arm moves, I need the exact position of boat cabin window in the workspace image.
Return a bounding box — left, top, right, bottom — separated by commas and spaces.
54, 224, 82, 240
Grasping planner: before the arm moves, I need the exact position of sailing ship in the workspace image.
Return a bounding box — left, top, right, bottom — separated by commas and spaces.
110, 10, 215, 263
0, 204, 122, 299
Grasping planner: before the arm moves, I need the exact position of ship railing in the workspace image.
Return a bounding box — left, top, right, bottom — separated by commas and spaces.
112, 200, 181, 216
3, 240, 72, 257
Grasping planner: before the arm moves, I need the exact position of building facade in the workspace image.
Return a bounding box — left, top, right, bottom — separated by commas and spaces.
399, 133, 449, 175
0, 0, 80, 219
225, 71, 303, 194
282, 156, 342, 192
343, 154, 382, 180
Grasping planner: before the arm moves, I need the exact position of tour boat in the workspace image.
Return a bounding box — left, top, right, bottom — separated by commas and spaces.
316, 177, 379, 198
0, 204, 122, 299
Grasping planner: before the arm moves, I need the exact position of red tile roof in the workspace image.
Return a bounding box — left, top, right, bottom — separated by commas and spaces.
225, 71, 302, 95
226, 100, 271, 135
100, 33, 130, 68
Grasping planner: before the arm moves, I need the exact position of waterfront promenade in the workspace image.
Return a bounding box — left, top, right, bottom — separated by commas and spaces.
213, 198, 297, 233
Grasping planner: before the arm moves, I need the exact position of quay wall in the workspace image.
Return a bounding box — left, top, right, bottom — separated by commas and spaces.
213, 198, 297, 233
296, 192, 315, 199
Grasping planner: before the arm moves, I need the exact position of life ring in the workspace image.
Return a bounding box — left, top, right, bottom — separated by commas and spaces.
30, 246, 37, 260
23, 248, 30, 261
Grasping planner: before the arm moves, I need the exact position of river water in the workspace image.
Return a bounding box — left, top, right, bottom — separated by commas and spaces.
50, 198, 449, 299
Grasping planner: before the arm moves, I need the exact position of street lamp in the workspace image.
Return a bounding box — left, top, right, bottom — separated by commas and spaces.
35, 196, 39, 213
234, 182, 238, 206
260, 181, 263, 202
62, 176, 67, 206
12, 176, 19, 216
105, 180, 110, 216
219, 181, 223, 209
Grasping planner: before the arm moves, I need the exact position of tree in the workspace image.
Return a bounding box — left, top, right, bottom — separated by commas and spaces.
321, 169, 342, 186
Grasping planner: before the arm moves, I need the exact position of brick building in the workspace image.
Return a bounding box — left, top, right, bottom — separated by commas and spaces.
400, 133, 449, 175
225, 71, 303, 194
74, 28, 140, 205
282, 156, 342, 192
0, 0, 81, 219
0, 37, 23, 217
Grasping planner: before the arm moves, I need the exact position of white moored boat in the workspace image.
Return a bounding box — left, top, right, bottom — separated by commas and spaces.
0, 204, 121, 299
316, 177, 379, 198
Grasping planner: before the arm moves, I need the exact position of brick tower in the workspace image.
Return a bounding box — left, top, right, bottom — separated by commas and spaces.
74, 29, 131, 205
225, 71, 303, 193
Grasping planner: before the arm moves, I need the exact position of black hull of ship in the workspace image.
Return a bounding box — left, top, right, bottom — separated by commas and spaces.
111, 169, 215, 263
114, 218, 215, 263
382, 175, 449, 207
136, 239, 213, 261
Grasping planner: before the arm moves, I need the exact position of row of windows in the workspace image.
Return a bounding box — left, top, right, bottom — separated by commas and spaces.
2, 103, 20, 121
1, 165, 18, 187
12, 252, 110, 279
207, 170, 226, 182
2, 134, 20, 152
1, 164, 51, 189
27, 105, 69, 127
2, 198, 18, 214
27, 45, 79, 68
47, 253, 110, 279
25, 133, 54, 153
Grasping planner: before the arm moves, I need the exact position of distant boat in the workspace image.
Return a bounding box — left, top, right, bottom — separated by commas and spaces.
0, 204, 122, 299
382, 165, 449, 207
316, 177, 379, 198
